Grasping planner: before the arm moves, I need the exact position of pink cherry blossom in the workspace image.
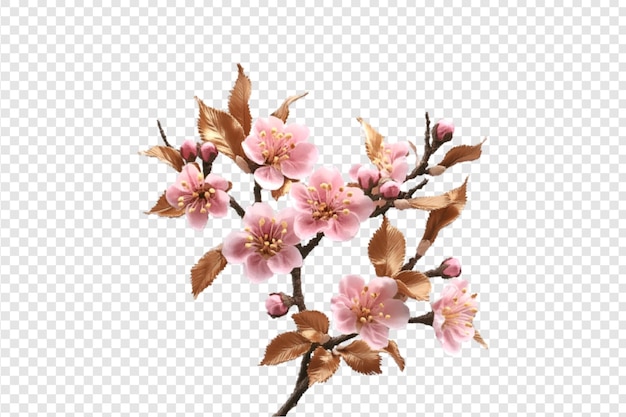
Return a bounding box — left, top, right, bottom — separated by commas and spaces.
165, 164, 229, 230
331, 275, 410, 350
242, 116, 318, 190
441, 257, 462, 278
199, 141, 218, 161
180, 140, 198, 161
431, 279, 478, 355
379, 180, 401, 198
265, 293, 290, 318
290, 167, 374, 241
222, 203, 303, 283
434, 118, 455, 142
375, 142, 410, 182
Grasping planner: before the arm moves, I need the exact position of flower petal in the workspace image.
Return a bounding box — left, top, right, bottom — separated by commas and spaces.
209, 190, 229, 218
244, 253, 274, 283
293, 213, 327, 239
254, 166, 284, 190
349, 164, 362, 181
276, 207, 300, 245
368, 277, 398, 301
379, 299, 410, 329
390, 158, 408, 182
441, 329, 463, 356
280, 142, 318, 179
205, 173, 230, 191
267, 245, 302, 274
339, 275, 365, 299
186, 202, 208, 230
222, 231, 253, 264
289, 183, 313, 212
331, 296, 358, 334
242, 136, 266, 165
388, 142, 410, 160
344, 192, 375, 221
165, 183, 189, 208
244, 202, 275, 228
283, 123, 309, 143
360, 322, 390, 350
324, 213, 360, 241
309, 166, 344, 191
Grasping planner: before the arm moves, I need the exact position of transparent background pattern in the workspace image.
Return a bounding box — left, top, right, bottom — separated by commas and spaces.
1, 1, 624, 416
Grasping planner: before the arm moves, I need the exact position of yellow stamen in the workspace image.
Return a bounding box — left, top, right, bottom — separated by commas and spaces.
385, 314, 391, 319
343, 199, 351, 205
245, 243, 252, 248
285, 133, 293, 139
465, 323, 473, 327
471, 293, 478, 298
270, 217, 276, 223
246, 235, 254, 241
359, 317, 367, 323
259, 218, 266, 227
342, 208, 350, 215
197, 173, 203, 181
320, 183, 329, 190
192, 192, 199, 198
209, 188, 215, 194
260, 131, 266, 137
177, 202, 184, 207
180, 181, 188, 188
339, 187, 344, 192
307, 186, 316, 192
200, 207, 206, 213
244, 227, 251, 232
205, 202, 211, 208
346, 192, 353, 197
177, 196, 184, 202
379, 303, 384, 308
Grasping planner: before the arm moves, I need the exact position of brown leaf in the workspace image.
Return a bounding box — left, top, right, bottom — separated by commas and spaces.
337, 340, 382, 375
190, 246, 228, 299
260, 332, 312, 366
271, 92, 308, 123
368, 216, 406, 277
227, 63, 253, 136
307, 347, 341, 386
473, 329, 489, 349
196, 97, 246, 161
420, 177, 468, 251
394, 270, 431, 301
140, 146, 184, 172
271, 178, 295, 200
292, 310, 330, 343
357, 117, 384, 164
438, 138, 487, 168
382, 340, 405, 371
394, 194, 451, 211
145, 192, 185, 218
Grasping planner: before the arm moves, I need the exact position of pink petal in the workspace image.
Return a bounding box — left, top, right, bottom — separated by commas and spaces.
253, 116, 284, 136
388, 142, 410, 160
339, 275, 365, 299
331, 297, 358, 334
349, 164, 362, 181
222, 231, 253, 264
254, 166, 284, 190
209, 190, 229, 218
244, 253, 274, 283
181, 164, 202, 189
379, 299, 410, 329
244, 202, 276, 229
360, 322, 390, 350
324, 213, 360, 241
165, 183, 189, 208
441, 329, 462, 355
267, 245, 302, 274
186, 202, 209, 230
309, 166, 344, 192
367, 277, 398, 301
289, 183, 313, 212
242, 136, 266, 165
346, 192, 375, 221
283, 123, 309, 143
205, 173, 230, 191
390, 159, 408, 182
280, 143, 318, 179
293, 213, 327, 239
276, 207, 300, 245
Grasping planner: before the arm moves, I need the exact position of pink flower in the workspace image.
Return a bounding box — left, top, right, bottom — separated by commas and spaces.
180, 140, 198, 161
200, 141, 218, 162
441, 257, 462, 278
331, 275, 410, 349
434, 118, 455, 142
165, 164, 229, 229
349, 164, 381, 189
242, 116, 318, 190
265, 293, 290, 318
431, 279, 478, 355
222, 203, 303, 283
290, 167, 374, 241
379, 180, 401, 198
376, 142, 410, 182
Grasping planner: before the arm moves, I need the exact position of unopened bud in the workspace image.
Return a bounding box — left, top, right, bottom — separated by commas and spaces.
427, 165, 447, 176
200, 141, 218, 162
440, 257, 462, 278
356, 166, 381, 189
180, 140, 198, 162
265, 293, 290, 318
379, 180, 401, 198
432, 118, 455, 142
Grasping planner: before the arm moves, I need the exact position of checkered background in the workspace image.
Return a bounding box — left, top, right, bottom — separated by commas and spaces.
1, 1, 624, 416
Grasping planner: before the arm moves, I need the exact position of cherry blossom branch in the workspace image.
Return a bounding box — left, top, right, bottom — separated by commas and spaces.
290, 268, 306, 312
402, 254, 421, 271
229, 196, 245, 218
156, 120, 173, 148
403, 178, 429, 199
298, 232, 324, 259
253, 181, 262, 202
409, 311, 434, 326
405, 112, 432, 180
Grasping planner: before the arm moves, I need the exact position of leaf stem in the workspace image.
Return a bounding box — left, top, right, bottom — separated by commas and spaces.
157, 120, 172, 148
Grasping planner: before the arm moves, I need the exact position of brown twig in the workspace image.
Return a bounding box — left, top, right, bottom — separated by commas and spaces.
156, 120, 172, 148
290, 268, 306, 312
405, 112, 433, 180
229, 197, 245, 218
409, 311, 434, 326
402, 254, 421, 271
298, 232, 324, 259
253, 181, 262, 202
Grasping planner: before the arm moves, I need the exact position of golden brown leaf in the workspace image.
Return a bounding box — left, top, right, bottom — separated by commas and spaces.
260, 332, 312, 366
394, 270, 431, 301
338, 340, 382, 375
438, 138, 487, 168
271, 178, 295, 200
473, 329, 489, 349
292, 310, 330, 343
196, 97, 246, 161
394, 194, 451, 211
382, 340, 405, 371
368, 217, 406, 277
307, 347, 341, 386
190, 246, 228, 299
271, 92, 308, 123
140, 146, 184, 172
420, 177, 468, 250
357, 117, 384, 164
145, 192, 185, 218
227, 63, 253, 136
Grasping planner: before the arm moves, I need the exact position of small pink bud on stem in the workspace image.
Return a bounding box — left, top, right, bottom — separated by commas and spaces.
180, 140, 198, 162
432, 118, 455, 143
265, 293, 293, 318
200, 142, 218, 162
379, 180, 401, 198
439, 257, 462, 278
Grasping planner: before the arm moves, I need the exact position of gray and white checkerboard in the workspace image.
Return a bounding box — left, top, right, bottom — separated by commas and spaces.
1, 1, 624, 416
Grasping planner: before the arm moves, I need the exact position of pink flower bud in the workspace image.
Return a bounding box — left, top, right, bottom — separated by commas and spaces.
433, 118, 454, 142
441, 257, 462, 278
265, 293, 289, 318
200, 142, 218, 162
180, 140, 198, 162
379, 180, 401, 198
356, 166, 381, 189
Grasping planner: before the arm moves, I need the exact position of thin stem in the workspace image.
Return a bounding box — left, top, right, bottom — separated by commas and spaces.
299, 232, 324, 259
290, 268, 306, 312
405, 112, 433, 180
403, 178, 429, 199
253, 181, 262, 202
229, 197, 245, 218
409, 311, 434, 326
402, 254, 421, 271
156, 120, 172, 148
273, 345, 316, 416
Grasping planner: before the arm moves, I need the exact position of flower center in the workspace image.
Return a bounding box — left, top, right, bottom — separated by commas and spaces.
244, 217, 289, 259
351, 286, 392, 325
178, 174, 218, 213
305, 184, 354, 221
441, 291, 478, 334
258, 128, 295, 167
